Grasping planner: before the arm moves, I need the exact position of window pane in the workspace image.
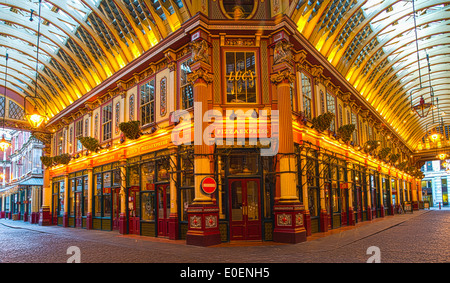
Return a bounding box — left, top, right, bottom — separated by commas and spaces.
226, 51, 257, 103
141, 192, 155, 221
181, 188, 194, 222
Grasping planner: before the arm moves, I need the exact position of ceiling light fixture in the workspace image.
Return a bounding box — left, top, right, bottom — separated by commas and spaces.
24, 0, 47, 129
0, 51, 11, 152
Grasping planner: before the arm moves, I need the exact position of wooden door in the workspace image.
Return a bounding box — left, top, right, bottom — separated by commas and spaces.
75, 192, 82, 228
229, 179, 261, 241
157, 184, 170, 237
112, 188, 121, 230
128, 187, 140, 235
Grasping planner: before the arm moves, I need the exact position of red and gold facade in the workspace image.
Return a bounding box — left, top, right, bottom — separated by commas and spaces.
33, 7, 423, 246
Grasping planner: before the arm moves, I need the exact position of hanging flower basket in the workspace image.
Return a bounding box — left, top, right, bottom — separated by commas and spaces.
119, 121, 142, 140
336, 124, 355, 143
312, 112, 335, 133
363, 140, 380, 154
378, 147, 391, 160
78, 136, 101, 153
53, 153, 72, 165
40, 156, 54, 168
388, 153, 400, 164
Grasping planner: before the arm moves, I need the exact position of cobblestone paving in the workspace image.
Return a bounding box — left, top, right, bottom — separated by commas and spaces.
0, 209, 448, 264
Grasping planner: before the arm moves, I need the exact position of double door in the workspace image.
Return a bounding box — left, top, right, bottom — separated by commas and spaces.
229, 179, 261, 241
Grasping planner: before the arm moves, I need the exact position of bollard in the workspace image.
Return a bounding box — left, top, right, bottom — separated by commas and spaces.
439, 202, 441, 210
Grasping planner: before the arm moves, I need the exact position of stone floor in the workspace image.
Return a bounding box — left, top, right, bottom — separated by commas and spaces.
0, 208, 448, 267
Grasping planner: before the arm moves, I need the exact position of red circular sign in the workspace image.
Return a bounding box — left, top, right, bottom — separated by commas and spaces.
201, 177, 217, 194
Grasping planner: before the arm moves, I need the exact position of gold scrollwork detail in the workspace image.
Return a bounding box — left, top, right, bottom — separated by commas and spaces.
270, 69, 295, 85
187, 68, 214, 85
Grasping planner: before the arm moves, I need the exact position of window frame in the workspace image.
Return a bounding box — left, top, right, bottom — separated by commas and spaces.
179, 57, 193, 110
300, 71, 313, 120
101, 102, 113, 143
138, 77, 156, 127
223, 49, 259, 104
74, 118, 83, 152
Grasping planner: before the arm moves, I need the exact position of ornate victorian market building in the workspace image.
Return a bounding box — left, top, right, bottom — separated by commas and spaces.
1, 0, 446, 246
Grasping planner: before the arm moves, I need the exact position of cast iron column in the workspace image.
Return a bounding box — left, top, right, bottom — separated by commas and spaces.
185, 37, 221, 246
270, 40, 306, 243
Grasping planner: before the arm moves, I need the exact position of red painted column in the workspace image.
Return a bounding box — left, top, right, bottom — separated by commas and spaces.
39, 159, 53, 226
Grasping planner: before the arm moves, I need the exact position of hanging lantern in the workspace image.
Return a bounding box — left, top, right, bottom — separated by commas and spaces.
0, 134, 10, 151
25, 106, 46, 128
411, 96, 433, 118
438, 153, 447, 160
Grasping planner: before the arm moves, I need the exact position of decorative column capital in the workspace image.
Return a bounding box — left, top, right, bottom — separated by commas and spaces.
270, 68, 295, 85
187, 65, 214, 85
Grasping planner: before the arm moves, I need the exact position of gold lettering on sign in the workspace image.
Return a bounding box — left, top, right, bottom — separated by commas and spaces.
227, 70, 255, 94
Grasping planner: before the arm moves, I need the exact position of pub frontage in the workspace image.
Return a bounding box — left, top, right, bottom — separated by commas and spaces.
2, 3, 424, 246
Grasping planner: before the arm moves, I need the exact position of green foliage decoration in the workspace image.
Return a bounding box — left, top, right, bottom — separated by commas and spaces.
40, 156, 54, 168
119, 121, 142, 140
363, 140, 380, 154
312, 112, 335, 133
78, 136, 101, 152
388, 153, 400, 164
378, 147, 391, 160
336, 124, 355, 143
53, 153, 72, 165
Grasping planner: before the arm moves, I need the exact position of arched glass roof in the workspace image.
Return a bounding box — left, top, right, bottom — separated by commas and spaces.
291, 0, 450, 149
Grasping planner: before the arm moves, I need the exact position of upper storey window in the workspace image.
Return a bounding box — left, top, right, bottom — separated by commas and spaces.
301, 72, 312, 119
226, 51, 257, 103
180, 59, 193, 109
102, 103, 112, 142
140, 78, 155, 126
